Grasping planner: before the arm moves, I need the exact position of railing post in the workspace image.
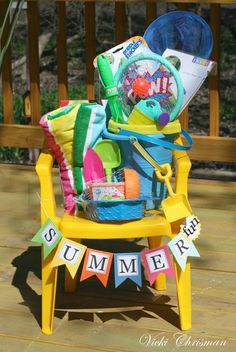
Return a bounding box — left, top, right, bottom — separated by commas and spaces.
27, 0, 41, 125
209, 4, 220, 136
0, 0, 14, 124
85, 1, 96, 100
115, 2, 126, 44
146, 0, 157, 26
56, 1, 68, 103
177, 3, 189, 130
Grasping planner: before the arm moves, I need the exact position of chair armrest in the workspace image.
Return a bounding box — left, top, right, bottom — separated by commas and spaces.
35, 152, 60, 226
173, 136, 192, 198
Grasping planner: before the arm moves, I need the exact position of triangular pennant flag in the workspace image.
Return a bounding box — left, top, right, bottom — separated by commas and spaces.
180, 214, 201, 241
141, 246, 175, 286
80, 248, 113, 287
168, 232, 200, 271
114, 253, 142, 288
31, 219, 62, 258
51, 238, 87, 278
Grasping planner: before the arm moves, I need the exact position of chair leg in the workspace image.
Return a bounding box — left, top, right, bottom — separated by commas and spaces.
41, 248, 58, 335
174, 258, 192, 330
148, 236, 167, 291
65, 268, 78, 293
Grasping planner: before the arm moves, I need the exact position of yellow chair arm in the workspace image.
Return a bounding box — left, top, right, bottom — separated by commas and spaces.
173, 136, 192, 198
35, 152, 60, 226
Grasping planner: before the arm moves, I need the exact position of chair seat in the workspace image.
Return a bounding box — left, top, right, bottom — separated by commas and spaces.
59, 210, 172, 240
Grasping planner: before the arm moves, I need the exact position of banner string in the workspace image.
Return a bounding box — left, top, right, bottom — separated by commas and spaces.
36, 192, 51, 220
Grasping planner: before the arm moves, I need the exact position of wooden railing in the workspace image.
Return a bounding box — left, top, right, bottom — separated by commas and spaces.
0, 0, 236, 163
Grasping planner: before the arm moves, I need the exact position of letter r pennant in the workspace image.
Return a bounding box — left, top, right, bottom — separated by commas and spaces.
80, 249, 113, 287
168, 232, 200, 271
51, 238, 87, 278
141, 246, 175, 286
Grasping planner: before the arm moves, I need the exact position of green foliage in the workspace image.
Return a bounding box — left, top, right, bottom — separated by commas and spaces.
0, 95, 28, 124
0, 146, 27, 163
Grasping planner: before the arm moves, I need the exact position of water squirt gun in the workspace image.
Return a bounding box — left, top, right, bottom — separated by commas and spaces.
97, 54, 125, 124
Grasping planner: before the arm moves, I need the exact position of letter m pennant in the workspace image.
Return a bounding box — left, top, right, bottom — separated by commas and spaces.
80, 249, 113, 287
114, 253, 142, 288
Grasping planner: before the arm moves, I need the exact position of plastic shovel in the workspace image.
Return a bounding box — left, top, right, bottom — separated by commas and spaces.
155, 163, 192, 222
83, 148, 105, 183
94, 140, 121, 182
131, 137, 192, 222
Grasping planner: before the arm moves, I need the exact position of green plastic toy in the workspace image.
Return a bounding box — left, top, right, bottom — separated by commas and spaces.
97, 54, 125, 124
94, 139, 121, 182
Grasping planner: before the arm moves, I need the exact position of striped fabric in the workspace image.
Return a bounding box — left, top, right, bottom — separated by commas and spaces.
40, 102, 106, 214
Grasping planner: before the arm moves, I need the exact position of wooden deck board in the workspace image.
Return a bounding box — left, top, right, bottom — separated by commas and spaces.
0, 164, 235, 351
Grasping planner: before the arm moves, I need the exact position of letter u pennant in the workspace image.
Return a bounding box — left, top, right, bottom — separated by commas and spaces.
51, 238, 87, 278
114, 253, 142, 288
141, 246, 175, 286
80, 249, 113, 287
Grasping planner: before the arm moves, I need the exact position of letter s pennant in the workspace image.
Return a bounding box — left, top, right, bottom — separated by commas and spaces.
80, 249, 113, 287
51, 238, 87, 278
168, 232, 200, 271
141, 246, 175, 286
31, 219, 62, 259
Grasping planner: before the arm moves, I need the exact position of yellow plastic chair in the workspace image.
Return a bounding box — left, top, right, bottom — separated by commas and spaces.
36, 136, 192, 335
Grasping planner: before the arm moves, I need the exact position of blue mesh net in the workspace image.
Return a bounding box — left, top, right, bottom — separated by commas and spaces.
144, 11, 213, 59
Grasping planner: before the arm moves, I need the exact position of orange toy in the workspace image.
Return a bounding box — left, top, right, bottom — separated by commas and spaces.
124, 168, 140, 199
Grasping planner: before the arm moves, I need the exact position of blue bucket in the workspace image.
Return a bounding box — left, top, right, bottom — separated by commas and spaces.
118, 134, 175, 209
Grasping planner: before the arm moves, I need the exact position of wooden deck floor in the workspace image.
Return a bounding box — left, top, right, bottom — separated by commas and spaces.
0, 164, 235, 352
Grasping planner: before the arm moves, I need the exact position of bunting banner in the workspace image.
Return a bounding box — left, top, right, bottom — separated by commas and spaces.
80, 248, 113, 287
32, 214, 201, 286
114, 253, 142, 288
31, 219, 62, 259
50, 238, 87, 278
141, 246, 175, 286
168, 232, 200, 271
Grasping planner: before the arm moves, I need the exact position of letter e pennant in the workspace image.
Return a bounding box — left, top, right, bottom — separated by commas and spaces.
31, 219, 62, 259
51, 238, 87, 278
114, 253, 142, 288
80, 249, 113, 287
168, 232, 200, 271
141, 246, 175, 286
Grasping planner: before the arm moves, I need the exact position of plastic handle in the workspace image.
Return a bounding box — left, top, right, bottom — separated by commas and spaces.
97, 54, 117, 96
131, 137, 166, 174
